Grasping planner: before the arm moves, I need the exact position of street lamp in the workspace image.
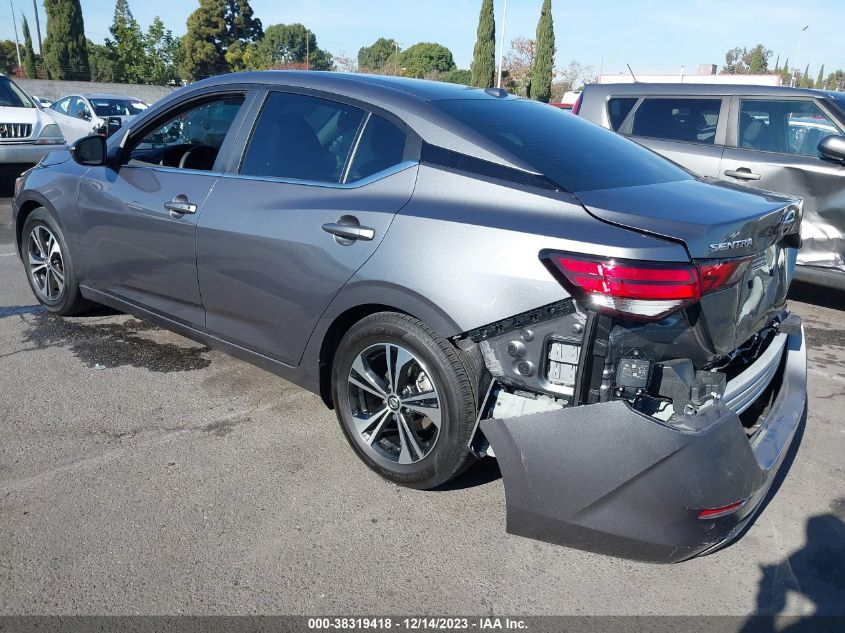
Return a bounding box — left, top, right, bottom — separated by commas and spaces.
792, 25, 809, 87
496, 0, 508, 88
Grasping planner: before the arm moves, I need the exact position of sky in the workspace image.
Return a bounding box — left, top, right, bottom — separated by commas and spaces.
1, 0, 843, 78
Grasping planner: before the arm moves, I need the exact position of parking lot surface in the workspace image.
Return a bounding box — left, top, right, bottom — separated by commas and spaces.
0, 197, 843, 618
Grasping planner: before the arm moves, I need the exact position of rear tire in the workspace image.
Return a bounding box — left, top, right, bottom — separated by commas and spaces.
21, 208, 95, 316
332, 312, 477, 489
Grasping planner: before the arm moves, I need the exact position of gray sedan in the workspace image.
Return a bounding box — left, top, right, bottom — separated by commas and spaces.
12, 72, 806, 562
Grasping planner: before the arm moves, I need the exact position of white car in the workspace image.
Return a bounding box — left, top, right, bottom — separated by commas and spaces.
0, 74, 66, 176
48, 93, 148, 142
30, 95, 52, 108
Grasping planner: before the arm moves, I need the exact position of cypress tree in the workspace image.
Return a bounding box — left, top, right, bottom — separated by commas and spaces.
22, 15, 37, 79
815, 64, 824, 89
780, 58, 790, 85
530, 0, 554, 102
470, 0, 495, 88
42, 0, 90, 80
800, 64, 811, 88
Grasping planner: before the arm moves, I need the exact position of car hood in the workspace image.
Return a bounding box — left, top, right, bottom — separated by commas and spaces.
0, 106, 40, 124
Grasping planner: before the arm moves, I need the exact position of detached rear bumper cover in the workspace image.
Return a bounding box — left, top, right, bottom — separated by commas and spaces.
480, 324, 806, 563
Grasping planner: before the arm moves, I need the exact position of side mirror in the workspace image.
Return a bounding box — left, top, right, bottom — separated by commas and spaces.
70, 134, 107, 166
818, 134, 845, 164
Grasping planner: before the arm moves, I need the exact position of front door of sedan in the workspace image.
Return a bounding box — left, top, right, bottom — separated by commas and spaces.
720, 97, 845, 271
50, 96, 99, 143
197, 90, 418, 366
618, 96, 728, 178
77, 92, 249, 328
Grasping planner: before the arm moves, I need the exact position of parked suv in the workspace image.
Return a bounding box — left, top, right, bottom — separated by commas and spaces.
576, 84, 845, 290
14, 72, 807, 562
0, 74, 65, 178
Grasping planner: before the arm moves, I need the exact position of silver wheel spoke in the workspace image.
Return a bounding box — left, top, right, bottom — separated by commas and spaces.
44, 268, 53, 299
353, 406, 389, 436
402, 402, 441, 429
32, 229, 47, 257
52, 265, 64, 283
391, 346, 414, 393
28, 252, 47, 272
365, 409, 392, 446
396, 412, 425, 464
351, 355, 388, 397
348, 375, 385, 400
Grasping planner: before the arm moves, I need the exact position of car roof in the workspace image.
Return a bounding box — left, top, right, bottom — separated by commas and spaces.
583, 82, 836, 98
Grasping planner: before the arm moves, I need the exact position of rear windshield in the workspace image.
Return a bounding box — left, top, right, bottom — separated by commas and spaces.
434, 98, 692, 192
0, 76, 34, 108
91, 98, 148, 116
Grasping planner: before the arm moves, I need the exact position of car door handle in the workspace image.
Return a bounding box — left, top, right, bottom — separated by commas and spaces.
164, 195, 198, 217
724, 168, 761, 181
322, 220, 375, 243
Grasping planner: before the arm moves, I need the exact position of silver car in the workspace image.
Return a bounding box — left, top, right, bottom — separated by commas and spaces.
575, 83, 845, 290
12, 72, 807, 562
49, 93, 149, 141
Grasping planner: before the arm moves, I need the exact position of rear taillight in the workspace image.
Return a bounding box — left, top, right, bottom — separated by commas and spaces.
570, 94, 582, 115
545, 253, 749, 321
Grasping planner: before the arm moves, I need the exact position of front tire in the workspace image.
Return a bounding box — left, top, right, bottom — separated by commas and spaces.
332, 312, 477, 489
21, 208, 94, 316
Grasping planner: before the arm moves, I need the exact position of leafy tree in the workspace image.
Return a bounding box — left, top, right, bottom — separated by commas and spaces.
799, 64, 811, 88
145, 17, 181, 84
0, 40, 22, 75
470, 0, 495, 87
441, 68, 471, 84
357, 37, 397, 72
248, 23, 332, 70
502, 36, 534, 96
43, 0, 90, 80
722, 47, 747, 74
22, 16, 37, 79
815, 65, 824, 90
88, 39, 117, 81
399, 42, 455, 78
530, 0, 554, 102
824, 70, 845, 92
222, 0, 262, 70
747, 44, 770, 74
181, 0, 228, 80
107, 0, 146, 83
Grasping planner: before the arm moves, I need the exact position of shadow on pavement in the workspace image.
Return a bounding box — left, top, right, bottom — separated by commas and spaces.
789, 282, 845, 311
434, 456, 502, 491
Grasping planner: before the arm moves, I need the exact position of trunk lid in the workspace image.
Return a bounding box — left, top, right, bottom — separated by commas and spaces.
573, 178, 802, 354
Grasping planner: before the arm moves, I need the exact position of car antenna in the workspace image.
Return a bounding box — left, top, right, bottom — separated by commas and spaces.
626, 64, 639, 83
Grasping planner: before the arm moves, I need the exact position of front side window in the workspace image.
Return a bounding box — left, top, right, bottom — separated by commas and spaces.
69, 97, 91, 120
739, 99, 843, 156
240, 92, 366, 183
607, 97, 637, 131
345, 115, 407, 181
51, 97, 71, 115
128, 95, 245, 171
631, 97, 722, 144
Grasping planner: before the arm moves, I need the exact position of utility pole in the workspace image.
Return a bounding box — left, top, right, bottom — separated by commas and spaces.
31, 0, 42, 54
9, 0, 22, 72
792, 25, 809, 87
496, 0, 508, 88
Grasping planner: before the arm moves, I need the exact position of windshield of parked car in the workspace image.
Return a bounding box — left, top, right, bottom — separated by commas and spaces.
91, 98, 148, 117
435, 98, 692, 192
0, 77, 34, 108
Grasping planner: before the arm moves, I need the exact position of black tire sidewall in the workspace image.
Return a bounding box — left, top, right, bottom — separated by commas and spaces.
21, 208, 82, 314
332, 315, 474, 489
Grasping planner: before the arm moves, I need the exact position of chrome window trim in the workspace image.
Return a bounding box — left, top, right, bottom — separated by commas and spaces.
218, 159, 418, 189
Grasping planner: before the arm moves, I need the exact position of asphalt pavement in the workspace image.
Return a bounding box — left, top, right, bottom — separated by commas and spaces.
0, 197, 843, 619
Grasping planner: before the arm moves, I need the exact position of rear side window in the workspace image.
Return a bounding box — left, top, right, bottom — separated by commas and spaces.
630, 98, 722, 144
241, 92, 366, 183
345, 115, 407, 181
607, 97, 637, 131
739, 99, 843, 156
434, 98, 691, 192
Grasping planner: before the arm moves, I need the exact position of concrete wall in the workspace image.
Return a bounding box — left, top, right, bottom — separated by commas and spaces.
15, 79, 178, 105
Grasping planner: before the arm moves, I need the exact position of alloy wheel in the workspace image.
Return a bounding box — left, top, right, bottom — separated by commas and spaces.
27, 225, 65, 302
347, 343, 442, 465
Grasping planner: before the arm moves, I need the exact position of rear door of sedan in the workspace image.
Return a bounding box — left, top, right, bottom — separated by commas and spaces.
720, 95, 845, 272
615, 94, 729, 177
196, 89, 419, 367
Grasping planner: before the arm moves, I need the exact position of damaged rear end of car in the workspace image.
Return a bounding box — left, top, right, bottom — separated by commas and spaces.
431, 101, 808, 563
